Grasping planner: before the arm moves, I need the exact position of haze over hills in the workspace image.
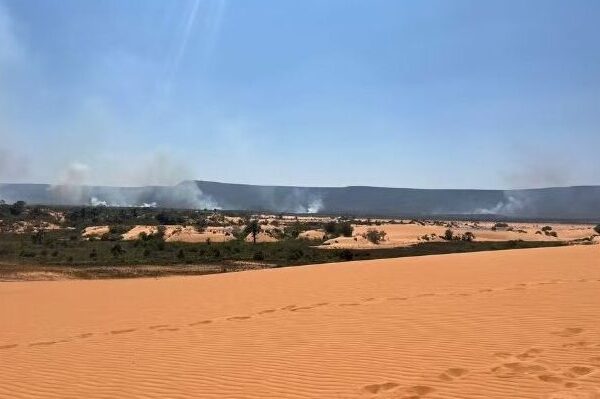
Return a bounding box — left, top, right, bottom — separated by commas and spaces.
0, 180, 599, 220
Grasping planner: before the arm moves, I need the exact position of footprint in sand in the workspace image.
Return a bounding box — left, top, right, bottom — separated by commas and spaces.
110, 328, 136, 335
504, 286, 526, 291
78, 333, 93, 339
290, 306, 315, 312
0, 344, 18, 350
362, 383, 435, 397
552, 328, 584, 337
439, 368, 469, 381
562, 341, 593, 349
362, 382, 399, 395
403, 385, 436, 397
339, 303, 361, 307
29, 341, 57, 347
538, 373, 564, 384
563, 366, 595, 379
149, 324, 170, 330
517, 348, 543, 360
227, 316, 251, 321
479, 288, 494, 293
289, 303, 328, 311
387, 297, 408, 301
189, 320, 212, 326
258, 309, 276, 314
491, 362, 547, 378
156, 327, 179, 332
546, 388, 600, 399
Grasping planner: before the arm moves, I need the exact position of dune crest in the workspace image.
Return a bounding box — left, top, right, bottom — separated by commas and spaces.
2, 245, 600, 398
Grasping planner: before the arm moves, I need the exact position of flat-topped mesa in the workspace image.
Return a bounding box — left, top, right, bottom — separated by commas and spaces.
1, 181, 600, 220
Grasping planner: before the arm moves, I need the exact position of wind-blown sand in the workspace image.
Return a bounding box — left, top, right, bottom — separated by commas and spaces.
2, 245, 600, 398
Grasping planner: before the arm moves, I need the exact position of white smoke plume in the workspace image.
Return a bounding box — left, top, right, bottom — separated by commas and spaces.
45, 156, 220, 209
473, 193, 529, 215
47, 162, 91, 204
90, 197, 108, 207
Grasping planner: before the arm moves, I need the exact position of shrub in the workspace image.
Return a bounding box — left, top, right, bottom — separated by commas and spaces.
284, 223, 303, 239
443, 229, 454, 241
494, 222, 509, 228
9, 200, 26, 216
31, 230, 44, 245
19, 250, 36, 257
594, 225, 600, 234
541, 225, 553, 232
244, 220, 261, 243
253, 251, 265, 261
462, 231, 475, 242
110, 244, 125, 257
364, 229, 387, 244
109, 225, 128, 235
338, 222, 354, 237
286, 248, 304, 261
339, 249, 354, 261
324, 221, 337, 235
323, 221, 354, 238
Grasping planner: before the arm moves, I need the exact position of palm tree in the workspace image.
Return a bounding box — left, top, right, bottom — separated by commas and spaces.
246, 219, 261, 244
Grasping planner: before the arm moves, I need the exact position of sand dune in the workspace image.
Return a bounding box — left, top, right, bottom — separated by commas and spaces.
2, 245, 600, 398
321, 222, 597, 249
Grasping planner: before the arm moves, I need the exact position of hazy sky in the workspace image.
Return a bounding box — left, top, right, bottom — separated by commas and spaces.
1, 0, 599, 189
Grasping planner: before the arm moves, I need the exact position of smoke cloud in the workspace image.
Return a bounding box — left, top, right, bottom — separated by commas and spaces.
41, 155, 220, 209
473, 192, 528, 215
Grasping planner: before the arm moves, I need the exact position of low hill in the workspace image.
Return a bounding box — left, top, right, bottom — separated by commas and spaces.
1, 180, 599, 220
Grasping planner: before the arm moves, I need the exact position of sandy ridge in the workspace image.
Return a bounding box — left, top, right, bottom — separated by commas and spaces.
2, 245, 600, 398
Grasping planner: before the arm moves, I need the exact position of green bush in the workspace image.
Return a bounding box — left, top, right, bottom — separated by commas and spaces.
324, 221, 353, 238
111, 244, 125, 257
338, 222, 354, 237
364, 229, 387, 244
443, 229, 454, 241
462, 232, 475, 242
339, 249, 354, 261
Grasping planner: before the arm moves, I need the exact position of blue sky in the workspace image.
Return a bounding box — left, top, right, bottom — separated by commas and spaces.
1, 0, 599, 188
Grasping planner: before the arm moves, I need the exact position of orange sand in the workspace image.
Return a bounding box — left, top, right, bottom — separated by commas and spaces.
2, 245, 600, 398
321, 222, 597, 249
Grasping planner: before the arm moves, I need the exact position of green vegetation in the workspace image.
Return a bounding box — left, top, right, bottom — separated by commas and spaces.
324, 221, 354, 238
594, 225, 600, 234
443, 229, 454, 240
0, 233, 568, 280
244, 219, 261, 243
462, 231, 475, 242
364, 229, 387, 244
0, 201, 582, 280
